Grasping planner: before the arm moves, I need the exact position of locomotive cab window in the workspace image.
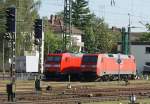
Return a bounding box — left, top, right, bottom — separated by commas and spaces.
108, 54, 113, 57
145, 62, 150, 66
145, 47, 150, 54
47, 56, 62, 62
82, 56, 98, 63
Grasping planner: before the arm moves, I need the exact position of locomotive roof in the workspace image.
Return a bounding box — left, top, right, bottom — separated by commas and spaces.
104, 54, 134, 59
82, 53, 134, 59
47, 53, 70, 56
47, 53, 83, 57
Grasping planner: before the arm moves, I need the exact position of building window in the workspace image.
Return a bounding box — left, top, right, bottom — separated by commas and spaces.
145, 47, 150, 54
145, 62, 150, 66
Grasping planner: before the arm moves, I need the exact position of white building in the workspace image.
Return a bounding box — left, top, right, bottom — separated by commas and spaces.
118, 42, 150, 74
16, 56, 39, 73
130, 42, 150, 74
49, 15, 84, 52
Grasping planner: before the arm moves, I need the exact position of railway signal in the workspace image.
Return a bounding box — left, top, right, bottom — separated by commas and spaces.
5, 6, 17, 102
6, 7, 16, 33
34, 19, 43, 39
5, 6, 16, 79
34, 19, 44, 74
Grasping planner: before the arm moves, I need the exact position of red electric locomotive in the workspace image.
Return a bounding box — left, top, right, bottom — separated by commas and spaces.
44, 53, 82, 80
44, 53, 71, 79
80, 54, 136, 81
61, 53, 82, 80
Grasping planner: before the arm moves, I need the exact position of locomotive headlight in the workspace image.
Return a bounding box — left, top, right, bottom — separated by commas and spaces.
45, 64, 51, 67
81, 65, 85, 67
53, 64, 60, 67
91, 65, 96, 68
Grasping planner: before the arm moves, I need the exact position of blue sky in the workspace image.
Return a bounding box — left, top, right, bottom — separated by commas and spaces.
39, 0, 150, 32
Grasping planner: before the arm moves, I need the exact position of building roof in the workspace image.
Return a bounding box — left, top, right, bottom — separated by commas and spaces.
49, 15, 83, 35
49, 15, 63, 33
131, 41, 150, 45
130, 32, 145, 41
111, 26, 146, 41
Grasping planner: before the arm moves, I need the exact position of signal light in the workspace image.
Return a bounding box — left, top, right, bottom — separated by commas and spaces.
34, 19, 43, 39
6, 7, 16, 32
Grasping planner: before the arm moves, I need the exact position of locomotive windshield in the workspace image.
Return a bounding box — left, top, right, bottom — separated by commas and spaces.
82, 56, 98, 63
47, 56, 62, 62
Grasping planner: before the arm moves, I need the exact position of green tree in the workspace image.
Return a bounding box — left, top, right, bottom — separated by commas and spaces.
136, 22, 150, 41
57, 0, 92, 30
0, 0, 6, 35
111, 29, 121, 53
3, 0, 41, 55
0, 1, 9, 68
43, 17, 62, 55
84, 17, 118, 53
83, 26, 95, 53
72, 0, 92, 30
138, 32, 150, 41
0, 0, 41, 68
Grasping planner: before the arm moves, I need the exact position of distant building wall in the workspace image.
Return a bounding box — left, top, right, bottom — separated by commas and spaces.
49, 15, 84, 52
118, 42, 150, 74
131, 45, 150, 74
71, 34, 84, 52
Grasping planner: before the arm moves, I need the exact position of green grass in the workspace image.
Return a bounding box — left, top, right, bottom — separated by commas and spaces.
1, 79, 150, 92
1, 79, 150, 88
0, 80, 150, 104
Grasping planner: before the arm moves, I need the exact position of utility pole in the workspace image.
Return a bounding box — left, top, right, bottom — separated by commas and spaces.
3, 39, 5, 80
128, 13, 131, 54
63, 0, 72, 52
6, 6, 16, 83
122, 13, 131, 55
121, 27, 129, 55
121, 27, 125, 54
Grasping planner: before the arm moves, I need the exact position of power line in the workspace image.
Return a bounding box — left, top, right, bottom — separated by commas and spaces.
42, 0, 150, 9
40, 3, 150, 21
40, 0, 150, 20
90, 8, 150, 20
39, 0, 150, 30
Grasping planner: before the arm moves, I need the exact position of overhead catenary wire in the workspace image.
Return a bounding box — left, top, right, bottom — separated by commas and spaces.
40, 0, 150, 21
41, 8, 150, 24
42, 0, 150, 12
39, 0, 150, 32
90, 9, 150, 21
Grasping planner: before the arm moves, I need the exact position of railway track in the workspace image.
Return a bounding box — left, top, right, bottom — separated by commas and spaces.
1, 80, 150, 104
0, 85, 150, 104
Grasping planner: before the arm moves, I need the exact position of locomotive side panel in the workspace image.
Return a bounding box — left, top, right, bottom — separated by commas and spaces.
44, 54, 63, 79
121, 56, 136, 75
62, 54, 82, 74
61, 54, 82, 81
97, 54, 136, 80
44, 53, 72, 80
